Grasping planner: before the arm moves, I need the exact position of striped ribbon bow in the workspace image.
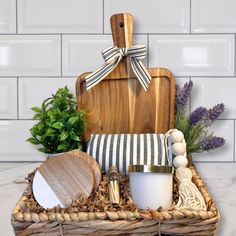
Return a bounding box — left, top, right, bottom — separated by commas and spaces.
85, 45, 152, 91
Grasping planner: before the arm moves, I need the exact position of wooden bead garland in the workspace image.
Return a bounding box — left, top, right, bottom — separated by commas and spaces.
173, 155, 188, 168
170, 129, 184, 143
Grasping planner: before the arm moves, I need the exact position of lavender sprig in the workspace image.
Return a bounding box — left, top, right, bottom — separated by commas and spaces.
175, 81, 193, 109
200, 136, 225, 151
204, 103, 225, 127
188, 107, 208, 126
175, 82, 226, 154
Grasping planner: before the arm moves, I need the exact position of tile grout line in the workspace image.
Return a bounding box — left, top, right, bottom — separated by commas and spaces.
16, 77, 19, 119
0, 33, 236, 36
1, 118, 236, 121
234, 120, 235, 162
194, 161, 236, 163
147, 34, 149, 67
234, 34, 236, 77
1, 75, 236, 79
102, 0, 105, 34
60, 34, 63, 77
15, 0, 18, 34
189, 77, 192, 113
189, 0, 192, 34
0, 119, 33, 121
187, 76, 236, 78
0, 76, 79, 78
0, 161, 43, 164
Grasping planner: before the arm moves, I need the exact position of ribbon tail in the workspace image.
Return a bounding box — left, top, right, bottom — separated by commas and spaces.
85, 56, 121, 90
130, 58, 152, 91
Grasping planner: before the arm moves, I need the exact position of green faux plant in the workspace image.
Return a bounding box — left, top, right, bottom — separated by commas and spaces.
27, 86, 85, 154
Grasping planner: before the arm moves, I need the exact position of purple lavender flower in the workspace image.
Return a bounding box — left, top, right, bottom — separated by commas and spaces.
200, 136, 225, 151
175, 81, 193, 109
204, 103, 225, 126
188, 107, 208, 126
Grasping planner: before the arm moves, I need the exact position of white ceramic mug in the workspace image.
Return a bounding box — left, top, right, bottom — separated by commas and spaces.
128, 165, 173, 210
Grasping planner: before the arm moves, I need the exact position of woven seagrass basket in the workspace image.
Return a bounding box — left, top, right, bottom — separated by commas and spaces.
11, 13, 220, 236
11, 163, 219, 236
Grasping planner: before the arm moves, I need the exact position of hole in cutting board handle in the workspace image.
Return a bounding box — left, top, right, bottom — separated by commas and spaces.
119, 22, 124, 28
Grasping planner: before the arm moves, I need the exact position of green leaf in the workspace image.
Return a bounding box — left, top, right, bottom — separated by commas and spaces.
42, 100, 46, 110
36, 122, 44, 131
38, 147, 48, 153
52, 122, 63, 129
68, 117, 77, 126
72, 135, 80, 141
48, 113, 56, 122
60, 131, 68, 141
45, 128, 56, 137
57, 143, 68, 151
31, 107, 41, 113
55, 107, 62, 115
69, 131, 80, 142
30, 127, 36, 137
26, 137, 40, 145
33, 113, 43, 120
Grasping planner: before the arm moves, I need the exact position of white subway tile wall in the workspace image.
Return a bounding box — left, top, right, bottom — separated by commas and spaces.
0, 1, 235, 235
17, 0, 103, 33
0, 78, 17, 119
0, 0, 16, 33
149, 35, 235, 76
0, 35, 61, 76
191, 0, 236, 33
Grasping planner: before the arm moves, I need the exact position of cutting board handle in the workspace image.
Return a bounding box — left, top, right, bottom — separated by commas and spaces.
109, 13, 134, 78
110, 13, 133, 48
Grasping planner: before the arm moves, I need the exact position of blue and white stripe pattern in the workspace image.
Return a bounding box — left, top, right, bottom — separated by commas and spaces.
85, 45, 152, 91
86, 133, 172, 174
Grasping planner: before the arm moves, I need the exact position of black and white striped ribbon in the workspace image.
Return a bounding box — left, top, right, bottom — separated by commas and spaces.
86, 133, 172, 174
85, 45, 152, 91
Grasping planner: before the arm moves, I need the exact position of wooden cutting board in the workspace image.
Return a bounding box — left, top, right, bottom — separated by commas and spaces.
33, 153, 94, 208
76, 13, 176, 141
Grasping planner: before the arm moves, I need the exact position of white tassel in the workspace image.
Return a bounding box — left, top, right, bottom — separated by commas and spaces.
175, 167, 206, 211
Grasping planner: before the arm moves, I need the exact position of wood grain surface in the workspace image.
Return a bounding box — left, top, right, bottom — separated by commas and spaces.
67, 150, 101, 190
38, 154, 94, 208
76, 13, 176, 141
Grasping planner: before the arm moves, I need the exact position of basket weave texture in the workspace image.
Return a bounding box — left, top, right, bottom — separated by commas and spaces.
11, 164, 219, 236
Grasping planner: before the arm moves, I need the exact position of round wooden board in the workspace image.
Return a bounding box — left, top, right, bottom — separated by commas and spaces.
33, 154, 94, 208
67, 150, 102, 190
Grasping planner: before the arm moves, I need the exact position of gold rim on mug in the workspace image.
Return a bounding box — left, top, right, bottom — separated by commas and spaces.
128, 165, 174, 173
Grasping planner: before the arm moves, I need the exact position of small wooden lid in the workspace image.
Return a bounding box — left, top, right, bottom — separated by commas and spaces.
66, 150, 102, 191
